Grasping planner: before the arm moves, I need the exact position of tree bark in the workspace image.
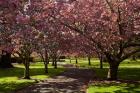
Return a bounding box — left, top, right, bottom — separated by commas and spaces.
131, 55, 136, 61
70, 58, 71, 63
24, 60, 30, 79
52, 54, 57, 69
44, 50, 49, 73
52, 58, 55, 66
88, 56, 91, 66
54, 57, 57, 69
44, 62, 48, 73
100, 56, 103, 69
107, 62, 119, 80
75, 57, 78, 64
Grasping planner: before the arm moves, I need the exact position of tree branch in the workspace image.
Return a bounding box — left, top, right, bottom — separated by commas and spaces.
123, 43, 140, 48
105, 0, 115, 13
120, 49, 140, 62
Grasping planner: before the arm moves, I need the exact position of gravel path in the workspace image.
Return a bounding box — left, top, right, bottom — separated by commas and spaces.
15, 66, 95, 93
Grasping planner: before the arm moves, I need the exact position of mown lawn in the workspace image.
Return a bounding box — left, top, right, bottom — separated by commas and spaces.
87, 81, 140, 93
65, 58, 140, 93
0, 62, 65, 93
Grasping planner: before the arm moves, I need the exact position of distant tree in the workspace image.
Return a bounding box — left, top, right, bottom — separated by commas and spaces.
13, 28, 35, 79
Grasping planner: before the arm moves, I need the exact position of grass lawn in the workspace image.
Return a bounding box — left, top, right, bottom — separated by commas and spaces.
0, 62, 65, 93
87, 81, 140, 93
66, 58, 140, 93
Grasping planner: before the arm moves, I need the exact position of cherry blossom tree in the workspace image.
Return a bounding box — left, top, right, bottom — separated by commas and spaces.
33, 31, 50, 73
13, 27, 36, 79
11, 0, 34, 79
0, 0, 24, 68
28, 0, 74, 69
53, 0, 140, 80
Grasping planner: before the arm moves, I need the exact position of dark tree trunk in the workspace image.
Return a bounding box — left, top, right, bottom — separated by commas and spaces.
52, 54, 57, 69
44, 62, 48, 73
52, 58, 55, 66
48, 58, 50, 64
88, 56, 91, 66
131, 55, 136, 61
0, 51, 13, 68
100, 56, 103, 69
44, 50, 49, 73
70, 58, 71, 63
54, 57, 57, 69
107, 62, 119, 80
75, 57, 78, 64
23, 60, 30, 79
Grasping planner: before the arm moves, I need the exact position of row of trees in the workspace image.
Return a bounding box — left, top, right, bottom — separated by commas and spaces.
0, 0, 140, 80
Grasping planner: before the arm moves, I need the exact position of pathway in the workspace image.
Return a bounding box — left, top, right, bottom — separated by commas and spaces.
15, 65, 95, 93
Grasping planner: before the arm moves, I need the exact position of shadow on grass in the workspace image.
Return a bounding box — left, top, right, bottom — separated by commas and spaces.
118, 68, 140, 81
0, 67, 24, 78
0, 67, 64, 78
0, 80, 34, 92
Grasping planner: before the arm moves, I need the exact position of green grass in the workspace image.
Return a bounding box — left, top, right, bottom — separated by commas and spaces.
65, 58, 140, 93
87, 82, 140, 93
0, 62, 65, 93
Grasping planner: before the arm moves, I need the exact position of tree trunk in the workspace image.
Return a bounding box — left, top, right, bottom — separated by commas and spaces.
100, 56, 103, 69
0, 51, 13, 68
44, 62, 48, 73
52, 54, 57, 69
54, 57, 57, 69
52, 58, 55, 66
131, 55, 136, 61
24, 60, 30, 79
88, 56, 91, 66
48, 58, 50, 64
44, 50, 49, 73
75, 57, 78, 64
107, 63, 119, 80
70, 58, 71, 63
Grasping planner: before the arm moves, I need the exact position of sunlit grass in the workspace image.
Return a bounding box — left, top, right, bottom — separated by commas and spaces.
87, 82, 140, 93
0, 77, 34, 92
0, 62, 65, 92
